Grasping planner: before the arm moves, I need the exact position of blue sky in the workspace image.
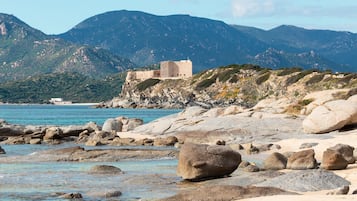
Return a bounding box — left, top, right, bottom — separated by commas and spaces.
1, 0, 357, 34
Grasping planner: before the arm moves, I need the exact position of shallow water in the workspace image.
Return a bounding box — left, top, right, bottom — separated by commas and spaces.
0, 105, 183, 200
0, 144, 180, 201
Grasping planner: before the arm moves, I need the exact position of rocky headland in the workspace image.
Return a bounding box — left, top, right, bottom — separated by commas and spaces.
98, 64, 357, 109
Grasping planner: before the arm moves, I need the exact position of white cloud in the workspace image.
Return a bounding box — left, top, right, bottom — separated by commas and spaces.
231, 0, 275, 17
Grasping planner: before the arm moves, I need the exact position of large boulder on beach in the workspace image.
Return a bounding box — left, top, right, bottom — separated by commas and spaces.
177, 143, 241, 181
321, 149, 348, 170
102, 118, 123, 133
302, 99, 357, 134
286, 149, 317, 170
263, 152, 287, 170
327, 144, 355, 164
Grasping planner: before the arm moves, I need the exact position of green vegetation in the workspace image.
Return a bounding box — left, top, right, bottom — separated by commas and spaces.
217, 68, 241, 82
298, 98, 314, 106
305, 74, 326, 85
338, 74, 357, 84
229, 75, 239, 83
0, 72, 125, 103
277, 67, 302, 76
286, 69, 315, 85
219, 64, 265, 71
256, 72, 271, 85
195, 75, 217, 90
136, 79, 161, 91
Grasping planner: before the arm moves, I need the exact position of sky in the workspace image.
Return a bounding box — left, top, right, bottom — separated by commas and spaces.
0, 0, 357, 34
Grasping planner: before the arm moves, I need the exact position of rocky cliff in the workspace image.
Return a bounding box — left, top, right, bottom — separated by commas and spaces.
99, 64, 357, 110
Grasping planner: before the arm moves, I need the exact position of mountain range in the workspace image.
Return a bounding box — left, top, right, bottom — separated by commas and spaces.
1, 10, 357, 103
60, 10, 357, 72
0, 13, 135, 82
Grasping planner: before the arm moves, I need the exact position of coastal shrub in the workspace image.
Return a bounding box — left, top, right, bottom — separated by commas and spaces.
219, 64, 264, 71
195, 75, 217, 90
298, 98, 314, 106
277, 67, 302, 76
305, 74, 326, 86
255, 72, 271, 85
285, 99, 313, 115
240, 64, 264, 71
217, 68, 240, 82
337, 74, 357, 84
229, 75, 239, 83
136, 79, 161, 91
286, 69, 315, 85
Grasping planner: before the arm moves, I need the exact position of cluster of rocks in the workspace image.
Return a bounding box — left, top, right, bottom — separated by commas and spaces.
0, 117, 181, 149
263, 143, 355, 171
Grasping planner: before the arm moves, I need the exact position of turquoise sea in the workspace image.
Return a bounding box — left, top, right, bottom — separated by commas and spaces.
0, 104, 181, 126
0, 105, 182, 201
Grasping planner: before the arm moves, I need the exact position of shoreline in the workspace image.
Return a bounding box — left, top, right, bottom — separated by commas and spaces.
0, 102, 98, 106
2, 92, 357, 200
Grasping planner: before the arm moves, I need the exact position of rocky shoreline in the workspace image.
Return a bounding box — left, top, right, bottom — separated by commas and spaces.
2, 89, 357, 200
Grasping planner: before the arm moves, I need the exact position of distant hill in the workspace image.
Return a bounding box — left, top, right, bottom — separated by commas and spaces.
0, 72, 126, 103
59, 10, 357, 72
59, 10, 268, 72
234, 25, 357, 72
0, 13, 136, 82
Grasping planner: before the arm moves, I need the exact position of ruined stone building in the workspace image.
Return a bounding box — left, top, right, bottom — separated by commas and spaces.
160, 60, 192, 78
126, 60, 192, 81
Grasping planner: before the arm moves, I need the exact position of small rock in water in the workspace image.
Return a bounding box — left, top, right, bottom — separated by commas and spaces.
0, 146, 5, 154
88, 165, 123, 175
59, 193, 83, 199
